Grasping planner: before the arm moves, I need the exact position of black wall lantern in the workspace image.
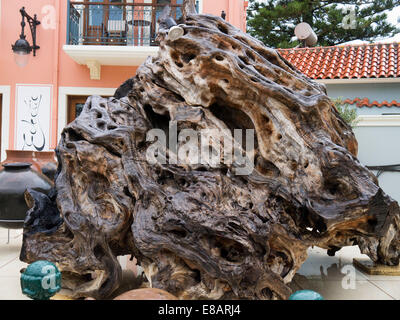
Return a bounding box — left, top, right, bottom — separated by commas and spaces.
11, 7, 40, 67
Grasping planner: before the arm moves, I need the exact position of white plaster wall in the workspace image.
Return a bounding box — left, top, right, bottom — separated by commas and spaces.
353, 126, 400, 202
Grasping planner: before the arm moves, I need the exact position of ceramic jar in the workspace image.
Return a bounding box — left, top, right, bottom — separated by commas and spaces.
1, 150, 41, 172
113, 288, 178, 300
33, 151, 58, 181
0, 163, 53, 229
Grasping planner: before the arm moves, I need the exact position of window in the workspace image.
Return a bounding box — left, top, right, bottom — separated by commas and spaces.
109, 0, 124, 21
89, 0, 104, 26
84, 0, 127, 45
87, 0, 126, 26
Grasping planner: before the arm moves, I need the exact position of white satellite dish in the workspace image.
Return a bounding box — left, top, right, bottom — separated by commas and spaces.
294, 22, 318, 47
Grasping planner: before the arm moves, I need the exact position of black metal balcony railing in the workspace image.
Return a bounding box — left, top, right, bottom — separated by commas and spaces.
67, 1, 198, 46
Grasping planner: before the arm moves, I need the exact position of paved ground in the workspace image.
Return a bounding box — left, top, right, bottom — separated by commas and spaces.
0, 229, 28, 300
1, 228, 399, 300
294, 246, 400, 300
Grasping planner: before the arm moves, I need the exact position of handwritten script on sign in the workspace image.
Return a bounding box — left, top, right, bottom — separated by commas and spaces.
16, 85, 51, 152
21, 95, 46, 151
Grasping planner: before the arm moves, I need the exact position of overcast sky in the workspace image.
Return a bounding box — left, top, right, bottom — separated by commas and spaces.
370, 5, 400, 42
386, 5, 400, 26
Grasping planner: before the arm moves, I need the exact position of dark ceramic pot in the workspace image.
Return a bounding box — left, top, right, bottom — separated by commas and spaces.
0, 163, 53, 229
1, 150, 41, 172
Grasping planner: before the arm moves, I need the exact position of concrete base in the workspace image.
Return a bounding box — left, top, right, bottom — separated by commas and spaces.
353, 258, 400, 276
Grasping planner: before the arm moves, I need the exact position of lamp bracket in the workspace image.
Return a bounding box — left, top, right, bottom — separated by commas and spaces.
19, 7, 41, 56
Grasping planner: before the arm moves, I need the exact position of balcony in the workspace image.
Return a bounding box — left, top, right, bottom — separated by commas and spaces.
64, 1, 198, 79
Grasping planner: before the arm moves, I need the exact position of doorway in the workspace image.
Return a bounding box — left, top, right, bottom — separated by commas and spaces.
84, 0, 128, 45
82, 0, 185, 46
67, 95, 88, 124
67, 95, 112, 124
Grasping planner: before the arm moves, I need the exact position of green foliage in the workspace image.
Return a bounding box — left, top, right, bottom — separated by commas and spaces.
247, 0, 400, 48
332, 97, 358, 127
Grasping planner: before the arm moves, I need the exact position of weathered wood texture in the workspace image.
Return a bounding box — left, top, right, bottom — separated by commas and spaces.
20, 6, 400, 300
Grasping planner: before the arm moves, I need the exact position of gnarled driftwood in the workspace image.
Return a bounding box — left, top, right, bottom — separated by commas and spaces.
20, 1, 400, 300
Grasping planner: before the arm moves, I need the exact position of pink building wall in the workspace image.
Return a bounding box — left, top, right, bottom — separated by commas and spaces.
203, 0, 248, 32
0, 0, 247, 155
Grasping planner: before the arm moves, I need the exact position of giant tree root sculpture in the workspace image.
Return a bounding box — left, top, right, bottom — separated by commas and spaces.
20, 1, 400, 300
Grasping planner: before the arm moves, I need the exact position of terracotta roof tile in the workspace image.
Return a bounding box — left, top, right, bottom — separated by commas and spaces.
277, 42, 400, 79
343, 98, 400, 108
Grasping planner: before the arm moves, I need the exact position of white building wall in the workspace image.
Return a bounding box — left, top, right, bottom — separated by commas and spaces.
325, 81, 400, 203
353, 125, 400, 202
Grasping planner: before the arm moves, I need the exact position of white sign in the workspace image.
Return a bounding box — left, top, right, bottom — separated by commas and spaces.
16, 85, 52, 151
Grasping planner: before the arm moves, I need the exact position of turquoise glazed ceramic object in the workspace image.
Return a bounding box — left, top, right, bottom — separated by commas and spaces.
289, 290, 324, 300
20, 260, 61, 300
